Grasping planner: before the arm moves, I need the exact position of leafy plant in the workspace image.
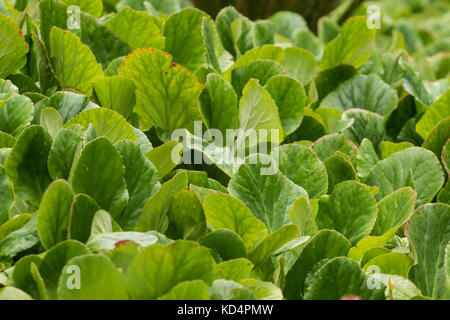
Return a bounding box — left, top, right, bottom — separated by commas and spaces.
0, 0, 449, 301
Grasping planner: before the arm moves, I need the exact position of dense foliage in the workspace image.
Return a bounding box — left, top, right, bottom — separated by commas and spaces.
0, 0, 449, 300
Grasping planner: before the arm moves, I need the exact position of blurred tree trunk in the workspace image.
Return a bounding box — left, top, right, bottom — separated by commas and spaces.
191, 0, 365, 32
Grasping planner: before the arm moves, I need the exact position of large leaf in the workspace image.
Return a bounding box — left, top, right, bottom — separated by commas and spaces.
416, 89, 450, 139
93, 76, 136, 119
283, 47, 317, 85
319, 17, 376, 72
37, 180, 74, 249
203, 193, 267, 251
166, 190, 206, 241
366, 147, 444, 206
38, 240, 90, 299
58, 254, 128, 300
115, 140, 159, 230
137, 171, 188, 233
74, 12, 131, 68
68, 194, 100, 243
238, 79, 284, 146
65, 108, 137, 144
265, 75, 305, 136
228, 154, 307, 233
199, 73, 239, 137
316, 181, 377, 245
0, 94, 34, 137
163, 8, 209, 71
304, 257, 386, 300
62, 0, 103, 18
125, 241, 215, 299
407, 203, 450, 299
104, 6, 164, 50
118, 48, 203, 132
50, 27, 104, 95
0, 14, 28, 78
71, 138, 129, 220
275, 144, 328, 199
4, 126, 52, 210
284, 230, 352, 300
320, 75, 398, 116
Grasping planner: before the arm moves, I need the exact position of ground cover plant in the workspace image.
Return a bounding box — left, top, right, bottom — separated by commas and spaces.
0, 0, 449, 300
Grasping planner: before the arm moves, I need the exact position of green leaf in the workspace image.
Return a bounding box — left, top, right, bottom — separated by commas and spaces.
158, 280, 210, 300
202, 17, 221, 72
379, 141, 414, 159
319, 17, 376, 72
401, 59, 434, 106
283, 47, 317, 84
248, 224, 298, 267
289, 196, 318, 237
90, 210, 122, 236
38, 240, 90, 299
269, 11, 306, 40
74, 12, 131, 68
40, 107, 63, 138
0, 14, 28, 78
65, 108, 137, 144
293, 29, 322, 58
232, 60, 285, 97
71, 138, 129, 219
422, 117, 450, 158
320, 75, 398, 116
254, 20, 274, 46
371, 187, 416, 236
201, 229, 247, 261
58, 254, 128, 300
39, 0, 68, 50
342, 109, 385, 148
137, 171, 188, 233
265, 75, 305, 136
323, 152, 357, 192
215, 258, 254, 281
166, 190, 206, 241
50, 27, 104, 95
363, 252, 414, 278
115, 140, 159, 230
284, 230, 352, 300
238, 79, 284, 146
33, 91, 99, 124
37, 180, 74, 249
377, 274, 422, 300
366, 147, 444, 206
416, 89, 450, 138
126, 241, 215, 299
276, 144, 328, 199
12, 255, 44, 300
199, 73, 239, 137
68, 194, 100, 243
315, 65, 357, 103
228, 154, 307, 233
104, 6, 164, 50
357, 138, 379, 179
164, 8, 209, 71
63, 0, 103, 18
118, 48, 203, 132
313, 133, 357, 167
316, 181, 377, 245
215, 6, 240, 58
0, 94, 34, 137
304, 257, 385, 300
0, 214, 39, 259
4, 126, 52, 210
0, 166, 13, 224
47, 126, 83, 180
203, 193, 267, 251
145, 141, 182, 180
407, 203, 450, 299
0, 131, 15, 148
